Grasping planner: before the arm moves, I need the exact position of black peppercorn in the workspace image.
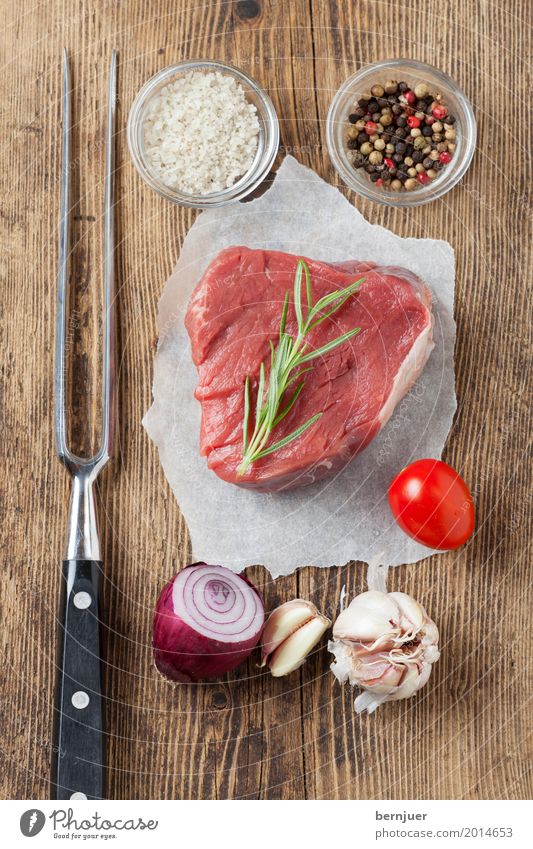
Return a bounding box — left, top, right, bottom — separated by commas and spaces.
370, 172, 381, 182
412, 151, 424, 163
395, 127, 407, 138
422, 125, 433, 136
392, 153, 403, 164
374, 163, 386, 172
347, 138, 358, 149
398, 81, 409, 92
352, 152, 365, 168
358, 131, 369, 144
348, 113, 358, 124
358, 97, 369, 107
422, 157, 433, 169
368, 100, 379, 113
392, 103, 403, 115
396, 116, 407, 128
395, 141, 407, 154
365, 164, 375, 173
446, 114, 456, 124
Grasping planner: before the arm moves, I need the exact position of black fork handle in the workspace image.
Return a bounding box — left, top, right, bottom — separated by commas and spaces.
52, 559, 105, 800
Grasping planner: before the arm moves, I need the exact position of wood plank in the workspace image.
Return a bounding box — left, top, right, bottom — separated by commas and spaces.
0, 0, 531, 801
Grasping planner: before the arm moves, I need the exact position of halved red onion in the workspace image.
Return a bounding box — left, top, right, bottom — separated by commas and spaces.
153, 563, 265, 682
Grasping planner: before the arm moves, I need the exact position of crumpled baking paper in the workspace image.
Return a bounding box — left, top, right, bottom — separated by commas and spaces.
143, 156, 456, 577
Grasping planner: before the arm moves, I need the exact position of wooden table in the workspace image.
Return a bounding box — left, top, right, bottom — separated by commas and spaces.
1, 0, 531, 800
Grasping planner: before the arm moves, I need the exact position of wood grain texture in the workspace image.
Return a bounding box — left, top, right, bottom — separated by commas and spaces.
0, 0, 531, 800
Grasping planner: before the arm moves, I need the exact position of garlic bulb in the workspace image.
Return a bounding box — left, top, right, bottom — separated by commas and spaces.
261, 599, 331, 677
329, 591, 440, 713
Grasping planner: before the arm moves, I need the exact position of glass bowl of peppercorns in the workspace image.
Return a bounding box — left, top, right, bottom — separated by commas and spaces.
326, 58, 476, 206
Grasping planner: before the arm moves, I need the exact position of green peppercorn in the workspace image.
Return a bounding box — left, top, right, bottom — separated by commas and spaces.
414, 83, 429, 98
371, 84, 385, 97
360, 141, 373, 156
413, 136, 426, 150
347, 126, 359, 140
380, 112, 393, 126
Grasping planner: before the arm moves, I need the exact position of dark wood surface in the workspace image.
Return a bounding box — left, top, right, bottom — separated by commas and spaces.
1, 0, 531, 800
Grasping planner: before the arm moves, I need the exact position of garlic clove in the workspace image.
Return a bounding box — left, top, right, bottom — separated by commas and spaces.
260, 599, 320, 664
333, 591, 400, 643
268, 614, 330, 677
390, 663, 421, 701
389, 592, 425, 635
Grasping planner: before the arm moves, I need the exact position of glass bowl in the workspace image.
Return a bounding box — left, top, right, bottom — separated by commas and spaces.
326, 58, 476, 207
127, 59, 280, 208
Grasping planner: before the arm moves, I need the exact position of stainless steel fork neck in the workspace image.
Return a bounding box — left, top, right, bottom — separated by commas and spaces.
66, 466, 101, 561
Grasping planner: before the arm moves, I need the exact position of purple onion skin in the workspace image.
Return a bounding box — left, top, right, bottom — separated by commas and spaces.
153, 564, 265, 683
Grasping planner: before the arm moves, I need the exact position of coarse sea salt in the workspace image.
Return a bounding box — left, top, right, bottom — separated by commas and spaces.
143, 70, 260, 196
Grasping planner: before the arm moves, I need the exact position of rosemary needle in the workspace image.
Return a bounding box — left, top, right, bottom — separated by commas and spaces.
237, 260, 364, 476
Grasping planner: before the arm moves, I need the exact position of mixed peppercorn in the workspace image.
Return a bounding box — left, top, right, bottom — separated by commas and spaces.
346, 80, 457, 191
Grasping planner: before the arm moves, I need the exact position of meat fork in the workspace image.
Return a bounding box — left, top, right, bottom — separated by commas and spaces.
52, 49, 117, 800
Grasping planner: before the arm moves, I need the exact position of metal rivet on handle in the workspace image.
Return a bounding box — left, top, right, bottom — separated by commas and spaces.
70, 792, 87, 800
73, 591, 92, 609
72, 691, 90, 709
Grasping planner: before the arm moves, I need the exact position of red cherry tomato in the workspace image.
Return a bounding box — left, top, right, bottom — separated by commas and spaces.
388, 459, 475, 550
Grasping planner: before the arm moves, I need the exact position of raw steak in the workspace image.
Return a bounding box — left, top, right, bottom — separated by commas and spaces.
185, 247, 434, 491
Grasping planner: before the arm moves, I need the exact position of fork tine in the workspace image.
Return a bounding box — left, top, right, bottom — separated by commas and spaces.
54, 48, 71, 463
99, 49, 117, 463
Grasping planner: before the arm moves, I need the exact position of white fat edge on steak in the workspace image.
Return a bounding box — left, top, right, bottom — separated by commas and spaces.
374, 267, 435, 428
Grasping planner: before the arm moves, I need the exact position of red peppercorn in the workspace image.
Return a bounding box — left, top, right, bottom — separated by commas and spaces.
425, 116, 435, 125
417, 172, 430, 185
365, 120, 378, 134
407, 116, 421, 129
432, 105, 447, 120
375, 178, 383, 186
384, 157, 395, 169
404, 90, 416, 105
439, 151, 452, 163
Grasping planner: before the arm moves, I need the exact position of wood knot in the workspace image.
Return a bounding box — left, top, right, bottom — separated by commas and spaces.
211, 690, 228, 709
235, 0, 260, 20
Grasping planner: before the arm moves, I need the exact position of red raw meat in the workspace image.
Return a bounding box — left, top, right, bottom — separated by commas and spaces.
185, 247, 434, 491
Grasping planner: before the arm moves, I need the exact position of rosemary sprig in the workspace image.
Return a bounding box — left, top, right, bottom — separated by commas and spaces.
237, 260, 364, 476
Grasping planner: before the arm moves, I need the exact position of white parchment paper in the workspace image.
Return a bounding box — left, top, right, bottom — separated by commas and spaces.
143, 156, 456, 577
